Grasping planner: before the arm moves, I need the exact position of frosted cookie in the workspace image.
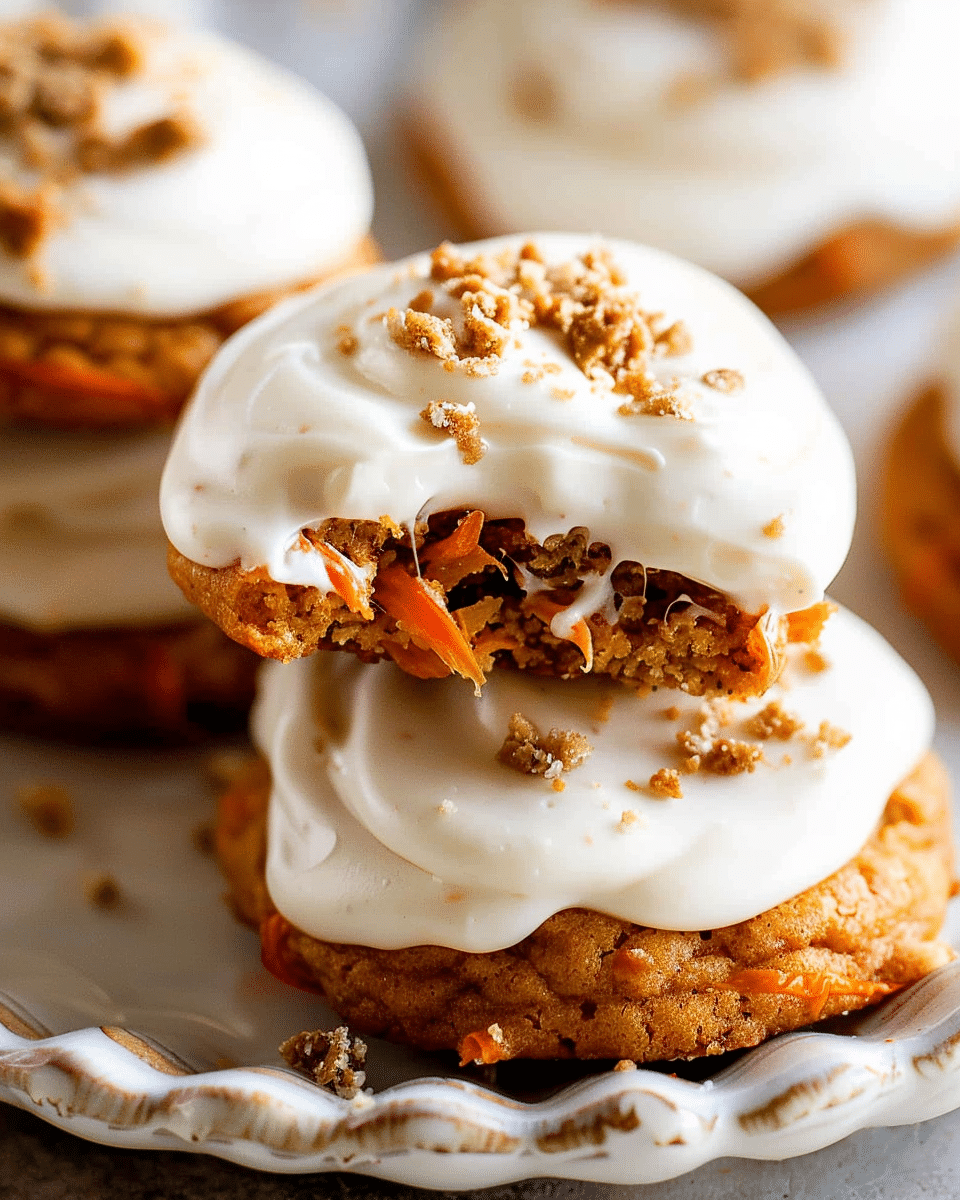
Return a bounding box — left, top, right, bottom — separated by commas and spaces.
411, 0, 960, 314
0, 12, 375, 428
162, 235, 854, 698
0, 427, 256, 739
214, 606, 954, 1063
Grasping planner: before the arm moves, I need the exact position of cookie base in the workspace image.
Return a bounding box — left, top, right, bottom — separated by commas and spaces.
0, 617, 259, 742
216, 754, 954, 1063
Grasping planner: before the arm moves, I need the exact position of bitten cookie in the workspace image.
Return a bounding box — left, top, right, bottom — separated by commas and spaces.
162, 235, 854, 698
409, 0, 960, 314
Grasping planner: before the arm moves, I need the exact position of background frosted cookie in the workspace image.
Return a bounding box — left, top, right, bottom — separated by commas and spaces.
214, 607, 954, 1063
0, 10, 376, 739
0, 11, 376, 428
883, 379, 960, 662
162, 235, 854, 698
410, 0, 960, 315
0, 428, 256, 740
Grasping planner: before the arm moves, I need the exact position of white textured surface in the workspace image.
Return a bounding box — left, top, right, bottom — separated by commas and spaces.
416, 0, 960, 287
261, 606, 931, 948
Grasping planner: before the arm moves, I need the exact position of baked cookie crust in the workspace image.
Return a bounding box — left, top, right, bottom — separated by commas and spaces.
216, 753, 954, 1064
0, 235, 379, 429
882, 384, 960, 663
0, 617, 258, 741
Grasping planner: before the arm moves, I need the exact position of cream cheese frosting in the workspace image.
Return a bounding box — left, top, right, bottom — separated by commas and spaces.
161, 234, 855, 616
0, 21, 373, 316
258, 604, 933, 950
0, 427, 193, 630
415, 0, 960, 287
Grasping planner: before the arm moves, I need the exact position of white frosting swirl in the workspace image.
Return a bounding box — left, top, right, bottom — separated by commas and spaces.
161, 234, 855, 615
0, 22, 373, 316
258, 605, 933, 950
0, 428, 193, 630
415, 0, 960, 286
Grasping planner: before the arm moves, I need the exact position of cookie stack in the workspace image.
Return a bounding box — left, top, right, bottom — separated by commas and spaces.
162, 233, 953, 1063
0, 11, 374, 739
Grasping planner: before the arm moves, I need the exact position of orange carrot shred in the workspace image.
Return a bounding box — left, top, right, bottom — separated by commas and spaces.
421, 510, 506, 590
260, 913, 326, 996
384, 639, 452, 680
0, 356, 170, 403
787, 601, 838, 645
745, 617, 783, 687
458, 1028, 508, 1067
298, 534, 373, 619
720, 969, 898, 1020
375, 566, 485, 694
523, 594, 593, 671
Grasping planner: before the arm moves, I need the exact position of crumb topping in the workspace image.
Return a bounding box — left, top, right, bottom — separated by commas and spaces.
498, 710, 593, 779
279, 1026, 367, 1100
746, 700, 804, 741
810, 720, 851, 758
420, 398, 486, 464
702, 368, 745, 394
0, 13, 203, 259
676, 702, 762, 775
389, 241, 707, 418
648, 767, 684, 798
618, 809, 641, 831
763, 515, 786, 539
16, 782, 73, 838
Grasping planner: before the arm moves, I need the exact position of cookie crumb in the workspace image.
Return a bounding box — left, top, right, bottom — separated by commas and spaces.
677, 703, 762, 775
191, 821, 215, 857
614, 1058, 638, 1072
763, 515, 785, 539
649, 768, 683, 799
624, 779, 643, 792
420, 399, 486, 464
804, 648, 830, 673
84, 872, 121, 910
746, 701, 804, 741
336, 324, 358, 356
279, 1026, 367, 1100
498, 712, 593, 777
618, 809, 641, 832
809, 721, 851, 758
702, 368, 745, 394
16, 783, 73, 838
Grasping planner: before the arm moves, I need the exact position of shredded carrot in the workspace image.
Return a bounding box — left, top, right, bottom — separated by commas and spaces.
259, 913, 326, 996
384, 639, 452, 680
523, 593, 593, 671
745, 617, 783, 686
0, 356, 170, 403
458, 1028, 508, 1067
786, 601, 837, 645
420, 510, 506, 590
720, 969, 899, 1019
298, 533, 373, 619
374, 565, 485, 694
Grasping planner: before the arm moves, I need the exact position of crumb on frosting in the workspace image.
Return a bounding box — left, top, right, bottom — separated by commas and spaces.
702, 368, 745, 394
498, 711, 593, 779
648, 767, 684, 799
746, 700, 804, 741
809, 720, 851, 758
0, 13, 203, 258
279, 1026, 367, 1100
16, 782, 73, 838
420, 398, 486, 464
676, 702, 763, 775
763, 515, 786, 539
390, 240, 702, 417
